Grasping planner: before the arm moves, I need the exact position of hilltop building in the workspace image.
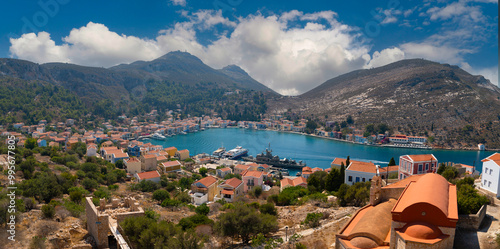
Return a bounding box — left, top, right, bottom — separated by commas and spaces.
336, 173, 458, 249
398, 154, 438, 180
191, 176, 218, 205
480, 153, 500, 198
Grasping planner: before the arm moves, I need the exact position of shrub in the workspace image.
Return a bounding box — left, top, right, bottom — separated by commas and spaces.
253, 186, 263, 198
195, 203, 210, 216
178, 214, 214, 230
152, 189, 170, 202
296, 243, 307, 249
303, 212, 323, 228
42, 204, 55, 219
259, 203, 277, 216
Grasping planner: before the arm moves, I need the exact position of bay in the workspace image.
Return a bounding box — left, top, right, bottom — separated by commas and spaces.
143, 128, 492, 175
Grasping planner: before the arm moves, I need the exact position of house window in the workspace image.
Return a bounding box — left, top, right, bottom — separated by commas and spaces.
362, 178, 366, 182
355, 177, 360, 183
491, 169, 493, 175
484, 180, 487, 186
485, 167, 488, 174
348, 176, 353, 182
425, 163, 429, 170
488, 181, 491, 187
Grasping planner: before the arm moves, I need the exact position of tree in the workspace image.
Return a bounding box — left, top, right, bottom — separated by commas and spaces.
325, 168, 342, 192
388, 157, 396, 166
199, 167, 208, 177
215, 203, 278, 244
345, 156, 350, 168
115, 159, 124, 169
307, 171, 328, 192
303, 212, 323, 228
259, 203, 277, 216
152, 189, 170, 202
340, 162, 345, 184
253, 186, 263, 198
25, 138, 38, 150
195, 203, 210, 216
42, 204, 55, 218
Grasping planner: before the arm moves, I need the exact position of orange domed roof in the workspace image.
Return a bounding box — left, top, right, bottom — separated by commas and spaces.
402, 222, 442, 240
350, 236, 378, 249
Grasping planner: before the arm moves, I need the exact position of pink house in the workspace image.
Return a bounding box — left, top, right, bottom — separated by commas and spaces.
241, 170, 264, 192
399, 154, 438, 180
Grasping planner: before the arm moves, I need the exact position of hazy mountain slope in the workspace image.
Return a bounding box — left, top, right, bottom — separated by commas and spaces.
219, 65, 277, 94
111, 51, 276, 93
269, 59, 500, 144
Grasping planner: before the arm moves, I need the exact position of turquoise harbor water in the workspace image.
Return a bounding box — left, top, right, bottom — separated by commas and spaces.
144, 128, 492, 175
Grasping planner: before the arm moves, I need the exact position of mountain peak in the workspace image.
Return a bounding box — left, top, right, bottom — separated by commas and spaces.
157, 51, 202, 63
221, 65, 249, 76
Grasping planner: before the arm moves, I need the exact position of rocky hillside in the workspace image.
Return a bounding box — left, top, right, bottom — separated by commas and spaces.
269, 59, 500, 148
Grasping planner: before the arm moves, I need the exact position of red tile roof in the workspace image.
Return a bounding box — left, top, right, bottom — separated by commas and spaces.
347, 161, 377, 174
162, 160, 181, 167
194, 176, 218, 188
242, 170, 264, 178
405, 154, 437, 162
222, 178, 243, 188
125, 157, 140, 163
136, 170, 160, 180
219, 167, 231, 172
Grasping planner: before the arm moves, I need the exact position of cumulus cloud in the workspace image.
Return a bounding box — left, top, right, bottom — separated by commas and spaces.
10, 10, 372, 95
365, 47, 405, 68
8, 8, 498, 95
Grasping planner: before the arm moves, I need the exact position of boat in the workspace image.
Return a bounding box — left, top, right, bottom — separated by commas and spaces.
222, 146, 248, 160
296, 172, 302, 176
151, 132, 167, 140
242, 145, 306, 169
212, 146, 226, 158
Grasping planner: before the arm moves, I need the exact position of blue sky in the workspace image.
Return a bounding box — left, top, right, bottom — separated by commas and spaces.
1, 0, 498, 95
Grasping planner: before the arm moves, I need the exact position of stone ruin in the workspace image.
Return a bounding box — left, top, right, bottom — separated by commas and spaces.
85, 196, 144, 249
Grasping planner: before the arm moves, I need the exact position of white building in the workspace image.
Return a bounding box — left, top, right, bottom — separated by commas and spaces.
344, 161, 379, 185
480, 153, 500, 198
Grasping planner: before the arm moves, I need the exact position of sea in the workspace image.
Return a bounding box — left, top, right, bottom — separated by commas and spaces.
143, 128, 492, 176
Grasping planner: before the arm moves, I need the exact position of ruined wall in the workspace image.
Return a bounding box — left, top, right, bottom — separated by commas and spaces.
457, 204, 487, 230
85, 197, 109, 249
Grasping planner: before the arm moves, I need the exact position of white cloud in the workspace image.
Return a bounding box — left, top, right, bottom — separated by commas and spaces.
8, 8, 498, 95
170, 0, 186, 7
9, 11, 371, 95
365, 47, 405, 68
427, 1, 484, 22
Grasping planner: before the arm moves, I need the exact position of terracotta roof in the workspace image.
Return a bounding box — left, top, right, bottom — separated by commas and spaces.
162, 160, 181, 167
482, 153, 500, 163
347, 161, 377, 174
242, 170, 264, 178
379, 165, 399, 173
292, 176, 307, 185
112, 152, 129, 158
405, 154, 437, 162
156, 156, 168, 161
235, 164, 250, 170
194, 176, 218, 188
343, 199, 397, 246
222, 178, 242, 188
178, 149, 189, 153
136, 170, 160, 180
312, 167, 323, 172
221, 189, 234, 195
142, 154, 156, 159
383, 175, 423, 189
219, 167, 231, 172
392, 173, 458, 227
125, 157, 140, 163
302, 166, 312, 172
281, 177, 307, 188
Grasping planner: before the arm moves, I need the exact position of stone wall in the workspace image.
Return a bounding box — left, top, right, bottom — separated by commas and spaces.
85, 197, 109, 249
457, 204, 487, 230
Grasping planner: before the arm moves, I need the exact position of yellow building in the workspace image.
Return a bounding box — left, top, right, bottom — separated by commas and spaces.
164, 147, 178, 157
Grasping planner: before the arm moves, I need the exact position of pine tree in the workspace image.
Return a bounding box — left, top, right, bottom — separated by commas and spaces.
388, 157, 396, 166
340, 162, 345, 184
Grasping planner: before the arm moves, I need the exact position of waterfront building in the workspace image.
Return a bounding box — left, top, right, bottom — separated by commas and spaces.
280, 176, 307, 191
162, 160, 182, 173
242, 170, 264, 192
215, 177, 244, 202
140, 154, 157, 171
134, 170, 161, 183
398, 154, 438, 180
164, 146, 178, 157
480, 153, 500, 198
176, 149, 190, 161
336, 173, 458, 249
216, 167, 232, 178
345, 161, 378, 185
124, 157, 141, 174
191, 176, 218, 205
